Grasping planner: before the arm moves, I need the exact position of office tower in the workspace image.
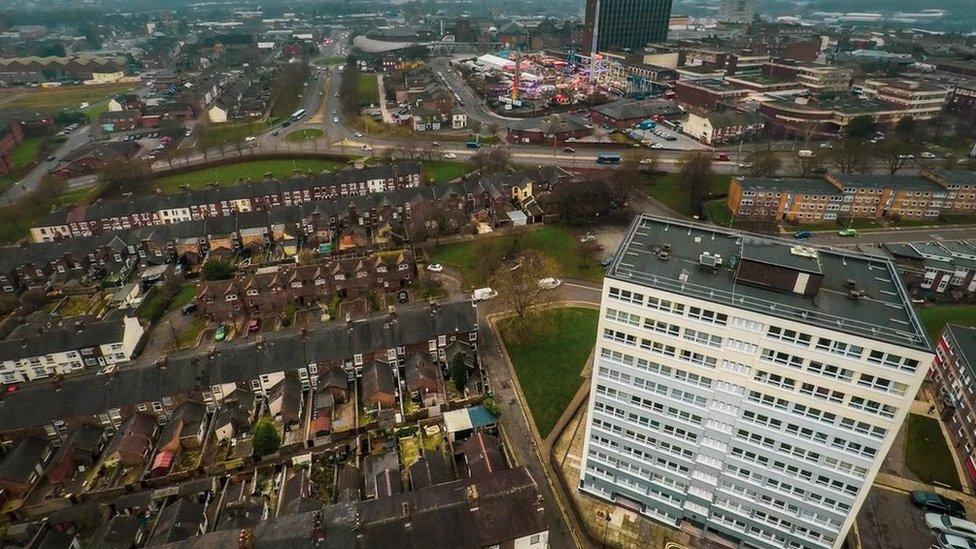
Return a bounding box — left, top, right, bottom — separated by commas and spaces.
579, 215, 933, 549
719, 0, 756, 24
583, 0, 673, 53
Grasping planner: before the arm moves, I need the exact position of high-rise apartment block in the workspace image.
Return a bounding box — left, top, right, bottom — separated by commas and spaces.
580, 215, 933, 549
584, 0, 673, 53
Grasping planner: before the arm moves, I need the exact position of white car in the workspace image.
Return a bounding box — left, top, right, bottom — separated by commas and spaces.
471, 287, 497, 302
361, 145, 373, 152
333, 117, 339, 123
939, 533, 976, 549
579, 234, 597, 243
927, 514, 976, 537
354, 132, 364, 138
538, 277, 562, 290
921, 151, 937, 159
426, 263, 444, 272
184, 128, 193, 137
738, 162, 753, 169
819, 142, 833, 149
244, 136, 256, 143
639, 158, 656, 165
443, 153, 457, 159
650, 143, 664, 149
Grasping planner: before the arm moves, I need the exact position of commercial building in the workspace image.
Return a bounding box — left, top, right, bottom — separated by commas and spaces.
674, 78, 750, 110
584, 0, 674, 53
763, 62, 853, 93
930, 324, 976, 485
855, 78, 948, 120
580, 214, 932, 549
760, 96, 926, 138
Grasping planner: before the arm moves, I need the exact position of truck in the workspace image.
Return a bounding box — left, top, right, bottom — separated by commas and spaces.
471, 287, 497, 302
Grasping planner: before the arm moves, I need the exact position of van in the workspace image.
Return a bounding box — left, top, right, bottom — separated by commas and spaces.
798, 149, 814, 158
471, 287, 497, 302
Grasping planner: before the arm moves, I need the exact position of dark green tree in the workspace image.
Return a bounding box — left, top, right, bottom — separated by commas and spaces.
252, 417, 281, 457
201, 259, 235, 281
895, 117, 917, 141
846, 115, 877, 140
450, 353, 469, 393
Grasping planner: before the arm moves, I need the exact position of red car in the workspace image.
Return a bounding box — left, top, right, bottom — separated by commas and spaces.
248, 318, 260, 333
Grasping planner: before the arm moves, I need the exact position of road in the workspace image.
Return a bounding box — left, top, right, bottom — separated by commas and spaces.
3, 125, 93, 202
809, 226, 976, 247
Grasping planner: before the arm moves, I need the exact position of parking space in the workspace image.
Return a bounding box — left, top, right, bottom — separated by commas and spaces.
624, 125, 709, 151
857, 486, 936, 549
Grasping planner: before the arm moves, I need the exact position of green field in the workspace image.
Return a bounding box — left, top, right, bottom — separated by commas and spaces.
705, 199, 733, 227
357, 74, 379, 107
423, 161, 468, 183
904, 414, 961, 490
428, 226, 603, 287
0, 83, 134, 112
499, 307, 599, 438
917, 305, 976, 341
149, 159, 348, 192
644, 173, 729, 216
284, 128, 325, 142
201, 120, 269, 149
9, 137, 45, 169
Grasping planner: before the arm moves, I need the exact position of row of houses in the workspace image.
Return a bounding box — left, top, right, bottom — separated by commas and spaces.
881, 240, 976, 297
727, 168, 976, 222
31, 162, 424, 242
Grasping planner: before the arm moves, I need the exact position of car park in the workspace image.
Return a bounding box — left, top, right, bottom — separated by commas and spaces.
913, 491, 967, 518
927, 514, 976, 537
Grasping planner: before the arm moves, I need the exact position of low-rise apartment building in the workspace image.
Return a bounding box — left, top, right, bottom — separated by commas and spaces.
0, 316, 145, 384
727, 169, 976, 223
855, 78, 948, 120
930, 324, 976, 484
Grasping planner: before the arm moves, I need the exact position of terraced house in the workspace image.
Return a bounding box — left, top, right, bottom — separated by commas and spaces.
581, 215, 932, 549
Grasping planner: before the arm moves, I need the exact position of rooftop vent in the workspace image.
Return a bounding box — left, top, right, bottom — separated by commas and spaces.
658, 250, 671, 261
698, 252, 723, 272
662, 243, 672, 252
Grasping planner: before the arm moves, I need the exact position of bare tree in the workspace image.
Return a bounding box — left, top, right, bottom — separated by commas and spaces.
679, 152, 714, 217
828, 139, 867, 174
875, 139, 920, 175
490, 250, 556, 339
467, 147, 511, 175
745, 150, 781, 177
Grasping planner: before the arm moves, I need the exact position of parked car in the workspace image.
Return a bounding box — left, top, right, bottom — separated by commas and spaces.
601, 257, 615, 267
927, 514, 976, 537
914, 491, 967, 518
738, 162, 753, 169
639, 158, 657, 164
361, 145, 373, 152
184, 128, 192, 137
471, 287, 497, 302
921, 151, 937, 159
538, 277, 562, 290
46, 155, 56, 161
282, 121, 291, 128
248, 318, 260, 333
426, 263, 444, 272
354, 132, 364, 138
580, 233, 597, 243
333, 117, 339, 123
563, 146, 576, 153
443, 152, 457, 159
938, 533, 976, 549
838, 228, 858, 237
214, 325, 228, 342
650, 142, 664, 149
180, 303, 197, 315
793, 230, 812, 239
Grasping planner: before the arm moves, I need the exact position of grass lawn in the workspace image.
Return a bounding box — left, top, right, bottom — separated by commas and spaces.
705, 199, 733, 227
644, 173, 729, 216
357, 74, 379, 107
428, 226, 603, 287
917, 305, 976, 342
149, 159, 347, 192
9, 137, 45, 169
284, 128, 325, 142
165, 285, 198, 315
423, 161, 468, 183
499, 307, 599, 438
1, 83, 134, 112
201, 120, 269, 149
904, 414, 961, 490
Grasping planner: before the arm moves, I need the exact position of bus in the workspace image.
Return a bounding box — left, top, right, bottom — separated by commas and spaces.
291, 108, 307, 122
596, 153, 621, 165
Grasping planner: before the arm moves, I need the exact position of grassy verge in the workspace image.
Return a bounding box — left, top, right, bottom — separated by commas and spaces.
917, 305, 976, 342
201, 120, 269, 149
0, 83, 134, 112
705, 199, 733, 227
148, 159, 347, 192
10, 137, 45, 169
644, 173, 728, 216
284, 129, 325, 142
357, 74, 379, 107
904, 414, 961, 490
499, 307, 598, 438
429, 226, 603, 287
423, 161, 468, 183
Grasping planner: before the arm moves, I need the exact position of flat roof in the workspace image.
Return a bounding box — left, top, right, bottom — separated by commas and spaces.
734, 176, 842, 195
607, 215, 931, 351
830, 173, 946, 191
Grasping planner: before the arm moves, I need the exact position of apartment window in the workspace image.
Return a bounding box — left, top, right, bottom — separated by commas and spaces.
760, 348, 804, 369
858, 373, 908, 396
850, 396, 897, 419
687, 306, 728, 326
641, 339, 676, 357
806, 361, 854, 382
815, 337, 863, 359
604, 329, 636, 346
721, 360, 750, 375
684, 328, 722, 348
800, 382, 845, 403
731, 316, 764, 332
726, 339, 758, 354
679, 349, 717, 368
646, 296, 685, 315
767, 326, 812, 346
644, 319, 679, 336
605, 308, 641, 327
608, 287, 644, 305
867, 350, 920, 373
755, 371, 796, 390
